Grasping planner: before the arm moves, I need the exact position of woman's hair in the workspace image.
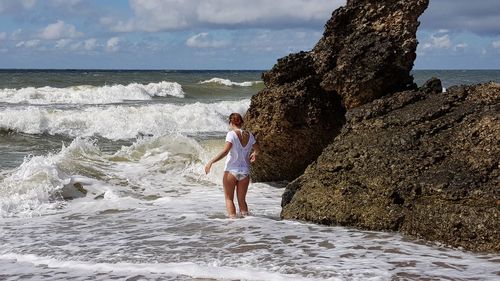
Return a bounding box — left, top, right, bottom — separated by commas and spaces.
229, 112, 243, 124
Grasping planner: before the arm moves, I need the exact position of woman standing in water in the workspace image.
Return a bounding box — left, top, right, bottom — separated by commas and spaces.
205, 113, 260, 218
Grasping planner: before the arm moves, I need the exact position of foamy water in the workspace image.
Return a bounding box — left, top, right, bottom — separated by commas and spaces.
199, 77, 262, 87
0, 70, 498, 280
0, 81, 184, 104
1, 135, 498, 280
0, 100, 250, 139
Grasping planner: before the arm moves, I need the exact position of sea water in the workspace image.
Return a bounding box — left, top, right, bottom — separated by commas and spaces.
0, 70, 499, 280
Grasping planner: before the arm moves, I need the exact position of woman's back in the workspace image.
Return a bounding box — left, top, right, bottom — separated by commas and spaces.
224, 129, 255, 173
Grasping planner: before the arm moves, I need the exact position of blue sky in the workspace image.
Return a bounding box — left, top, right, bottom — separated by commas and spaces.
1, 0, 499, 69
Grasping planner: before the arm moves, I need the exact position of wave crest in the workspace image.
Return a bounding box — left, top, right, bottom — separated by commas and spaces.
0, 100, 250, 140
199, 78, 262, 87
0, 81, 184, 104
0, 138, 103, 217
0, 134, 212, 217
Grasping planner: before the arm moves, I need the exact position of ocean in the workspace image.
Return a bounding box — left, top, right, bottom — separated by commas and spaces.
0, 69, 499, 280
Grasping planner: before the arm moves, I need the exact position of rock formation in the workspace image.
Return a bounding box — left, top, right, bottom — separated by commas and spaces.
282, 81, 500, 252
243, 0, 498, 252
244, 0, 429, 181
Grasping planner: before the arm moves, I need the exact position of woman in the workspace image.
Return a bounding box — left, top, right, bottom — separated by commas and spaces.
205, 113, 260, 218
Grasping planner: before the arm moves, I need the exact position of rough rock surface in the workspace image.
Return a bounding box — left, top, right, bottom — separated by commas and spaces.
313, 0, 428, 109
245, 0, 429, 181
281, 81, 500, 252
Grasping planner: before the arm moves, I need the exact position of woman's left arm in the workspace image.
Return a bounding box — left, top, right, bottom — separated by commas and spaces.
250, 142, 260, 163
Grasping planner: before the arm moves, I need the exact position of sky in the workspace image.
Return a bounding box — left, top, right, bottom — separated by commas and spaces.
0, 0, 499, 70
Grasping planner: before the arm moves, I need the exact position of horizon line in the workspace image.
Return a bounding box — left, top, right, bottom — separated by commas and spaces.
0, 68, 499, 71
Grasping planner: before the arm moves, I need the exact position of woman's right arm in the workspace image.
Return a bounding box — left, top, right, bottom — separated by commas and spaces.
205, 141, 232, 174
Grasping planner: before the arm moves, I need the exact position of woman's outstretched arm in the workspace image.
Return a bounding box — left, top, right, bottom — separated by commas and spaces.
205, 142, 232, 174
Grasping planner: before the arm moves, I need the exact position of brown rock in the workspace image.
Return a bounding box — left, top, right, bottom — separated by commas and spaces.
245, 0, 429, 181
281, 82, 500, 252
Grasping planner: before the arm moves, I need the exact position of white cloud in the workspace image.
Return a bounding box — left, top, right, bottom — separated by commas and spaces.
20, 0, 36, 9
106, 37, 120, 52
83, 38, 97, 50
196, 0, 342, 25
49, 0, 82, 7
432, 34, 452, 49
420, 0, 500, 36
16, 39, 40, 48
40, 20, 83, 40
54, 38, 99, 52
0, 0, 36, 13
55, 38, 72, 48
493, 40, 500, 49
422, 34, 452, 50
454, 42, 468, 51
70, 41, 82, 50
104, 0, 345, 32
10, 29, 23, 40
0, 32, 6, 41
186, 33, 228, 48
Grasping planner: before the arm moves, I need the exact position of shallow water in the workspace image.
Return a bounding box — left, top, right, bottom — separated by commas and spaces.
2, 176, 499, 280
0, 70, 499, 280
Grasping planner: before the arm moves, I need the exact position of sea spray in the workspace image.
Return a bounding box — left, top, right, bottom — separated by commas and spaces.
0, 99, 250, 139
0, 138, 103, 217
199, 78, 262, 87
0, 134, 222, 217
0, 81, 184, 104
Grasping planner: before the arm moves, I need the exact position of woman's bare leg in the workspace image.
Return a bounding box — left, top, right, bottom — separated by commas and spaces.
236, 176, 250, 216
223, 172, 237, 218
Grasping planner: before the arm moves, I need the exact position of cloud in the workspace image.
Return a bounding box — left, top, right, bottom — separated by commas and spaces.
0, 32, 6, 41
40, 20, 83, 40
16, 39, 40, 48
454, 43, 468, 51
49, 0, 82, 7
106, 37, 120, 52
104, 0, 345, 32
55, 38, 72, 48
186, 33, 228, 48
83, 38, 97, 51
421, 0, 500, 35
10, 29, 23, 40
493, 40, 500, 49
0, 0, 36, 13
196, 0, 342, 26
422, 34, 452, 50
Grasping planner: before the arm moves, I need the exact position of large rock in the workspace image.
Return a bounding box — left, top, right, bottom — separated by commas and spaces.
245, 52, 345, 181
245, 0, 429, 181
281, 81, 500, 252
314, 0, 428, 109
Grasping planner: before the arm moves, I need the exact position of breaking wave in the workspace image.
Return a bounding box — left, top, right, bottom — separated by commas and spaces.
0, 81, 184, 104
0, 99, 250, 139
199, 78, 262, 87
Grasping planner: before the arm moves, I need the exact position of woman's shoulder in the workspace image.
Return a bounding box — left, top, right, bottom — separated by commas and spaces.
225, 130, 236, 140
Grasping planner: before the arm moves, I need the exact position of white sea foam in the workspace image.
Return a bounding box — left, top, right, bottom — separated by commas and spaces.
0, 133, 214, 217
0, 99, 250, 139
0, 81, 184, 104
199, 77, 262, 87
0, 138, 106, 217
0, 253, 321, 281
1, 135, 498, 280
